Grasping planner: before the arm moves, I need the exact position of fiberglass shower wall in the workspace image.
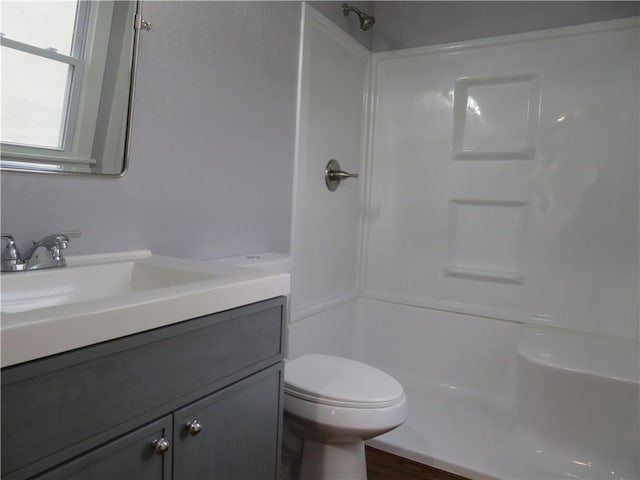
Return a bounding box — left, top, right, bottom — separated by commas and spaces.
363, 19, 639, 340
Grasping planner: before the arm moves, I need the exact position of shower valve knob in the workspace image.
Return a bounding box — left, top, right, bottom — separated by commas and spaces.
325, 159, 359, 192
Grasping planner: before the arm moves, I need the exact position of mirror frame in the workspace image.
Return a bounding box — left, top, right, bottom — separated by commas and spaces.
0, 0, 143, 177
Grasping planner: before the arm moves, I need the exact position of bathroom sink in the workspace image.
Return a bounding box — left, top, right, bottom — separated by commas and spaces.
1, 261, 216, 314
1, 251, 290, 367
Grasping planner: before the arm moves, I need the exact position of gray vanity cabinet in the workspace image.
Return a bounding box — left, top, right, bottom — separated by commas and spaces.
1, 297, 286, 480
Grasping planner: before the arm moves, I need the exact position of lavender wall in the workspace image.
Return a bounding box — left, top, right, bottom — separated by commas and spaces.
1, 2, 300, 259
3, 1, 637, 260
370, 1, 639, 51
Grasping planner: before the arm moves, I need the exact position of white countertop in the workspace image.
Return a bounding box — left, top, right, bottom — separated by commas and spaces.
1, 251, 290, 367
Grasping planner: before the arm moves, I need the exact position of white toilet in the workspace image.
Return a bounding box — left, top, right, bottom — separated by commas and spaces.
284, 354, 408, 480
207, 253, 408, 479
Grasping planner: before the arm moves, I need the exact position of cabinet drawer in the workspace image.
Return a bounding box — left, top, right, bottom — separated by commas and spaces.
2, 297, 285, 479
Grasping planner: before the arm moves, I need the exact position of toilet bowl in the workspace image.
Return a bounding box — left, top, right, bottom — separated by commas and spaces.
284, 354, 408, 480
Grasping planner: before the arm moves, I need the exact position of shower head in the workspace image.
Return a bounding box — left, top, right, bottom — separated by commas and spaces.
342, 3, 375, 31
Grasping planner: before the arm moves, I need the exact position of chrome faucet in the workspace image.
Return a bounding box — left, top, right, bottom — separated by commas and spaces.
1, 234, 26, 272
1, 230, 81, 272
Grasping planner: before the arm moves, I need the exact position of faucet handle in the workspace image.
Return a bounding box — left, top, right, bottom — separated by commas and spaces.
57, 230, 81, 242
2, 233, 16, 245
46, 231, 81, 259
2, 234, 21, 260
1, 233, 25, 272
51, 230, 81, 249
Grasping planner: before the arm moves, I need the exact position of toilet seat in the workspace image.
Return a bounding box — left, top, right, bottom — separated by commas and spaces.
284, 354, 405, 409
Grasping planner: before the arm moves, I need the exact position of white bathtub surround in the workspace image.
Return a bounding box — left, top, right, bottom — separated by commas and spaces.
355, 299, 639, 480
289, 10, 639, 480
364, 18, 639, 340
287, 300, 359, 359
354, 19, 640, 476
289, 4, 370, 325
516, 328, 639, 477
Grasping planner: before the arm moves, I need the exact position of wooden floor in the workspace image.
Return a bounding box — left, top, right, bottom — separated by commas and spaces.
366, 446, 470, 480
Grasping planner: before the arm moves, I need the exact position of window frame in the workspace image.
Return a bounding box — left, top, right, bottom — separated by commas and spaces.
0, 1, 115, 168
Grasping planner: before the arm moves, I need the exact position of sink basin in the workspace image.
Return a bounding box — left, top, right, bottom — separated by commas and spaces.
1, 251, 290, 367
2, 261, 216, 314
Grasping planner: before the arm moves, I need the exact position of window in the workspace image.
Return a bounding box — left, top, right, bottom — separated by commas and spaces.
1, 1, 115, 170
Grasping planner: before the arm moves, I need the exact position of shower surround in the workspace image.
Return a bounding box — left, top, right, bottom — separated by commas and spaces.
289, 8, 639, 479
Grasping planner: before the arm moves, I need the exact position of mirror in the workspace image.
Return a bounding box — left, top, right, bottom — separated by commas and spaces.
0, 0, 142, 176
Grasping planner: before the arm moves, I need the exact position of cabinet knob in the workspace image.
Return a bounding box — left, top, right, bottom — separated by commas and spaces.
152, 437, 170, 455
186, 420, 203, 436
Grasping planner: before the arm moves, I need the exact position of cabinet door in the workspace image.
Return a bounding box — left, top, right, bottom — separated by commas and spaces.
173, 364, 283, 480
35, 416, 172, 480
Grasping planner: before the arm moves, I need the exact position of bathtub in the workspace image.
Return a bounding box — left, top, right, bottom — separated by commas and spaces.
290, 298, 640, 479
